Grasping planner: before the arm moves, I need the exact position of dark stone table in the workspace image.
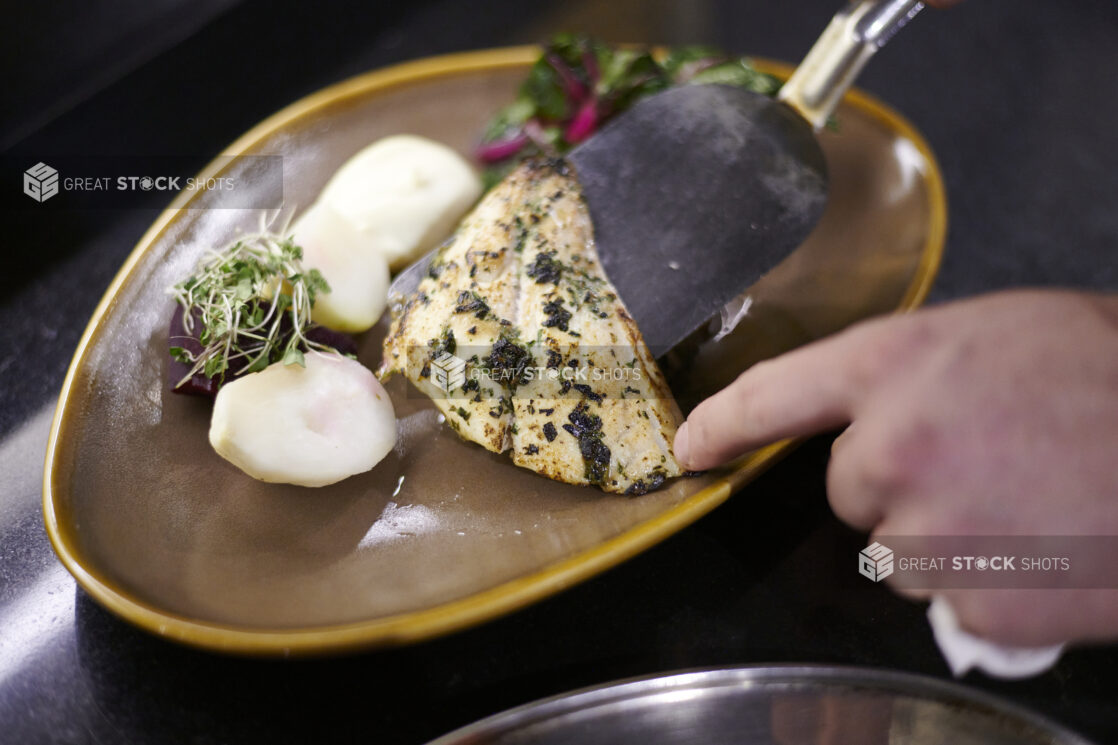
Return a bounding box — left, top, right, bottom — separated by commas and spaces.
2, 0, 1115, 742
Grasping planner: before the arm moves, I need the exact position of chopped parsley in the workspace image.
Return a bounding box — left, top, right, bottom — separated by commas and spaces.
541, 298, 572, 332
526, 251, 563, 284
562, 402, 611, 484
454, 290, 491, 319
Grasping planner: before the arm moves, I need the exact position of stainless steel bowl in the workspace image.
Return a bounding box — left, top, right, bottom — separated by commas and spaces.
428, 666, 1094, 745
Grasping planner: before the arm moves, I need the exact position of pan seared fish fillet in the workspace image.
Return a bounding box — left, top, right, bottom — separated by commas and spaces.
379, 159, 683, 494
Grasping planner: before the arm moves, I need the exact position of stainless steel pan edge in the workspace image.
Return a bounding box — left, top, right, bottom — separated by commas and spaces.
426, 664, 1096, 745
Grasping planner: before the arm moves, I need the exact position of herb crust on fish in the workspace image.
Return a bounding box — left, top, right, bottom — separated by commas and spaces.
379, 159, 684, 494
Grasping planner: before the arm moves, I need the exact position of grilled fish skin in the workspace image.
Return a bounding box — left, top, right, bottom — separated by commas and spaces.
380, 160, 683, 494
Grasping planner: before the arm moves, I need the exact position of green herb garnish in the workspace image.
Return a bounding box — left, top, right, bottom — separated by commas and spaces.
475, 34, 782, 185
168, 230, 331, 387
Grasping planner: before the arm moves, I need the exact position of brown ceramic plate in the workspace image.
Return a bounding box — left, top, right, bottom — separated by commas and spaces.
42, 47, 945, 655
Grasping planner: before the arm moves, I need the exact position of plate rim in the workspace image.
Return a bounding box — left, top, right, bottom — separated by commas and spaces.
424, 664, 1095, 745
41, 46, 947, 655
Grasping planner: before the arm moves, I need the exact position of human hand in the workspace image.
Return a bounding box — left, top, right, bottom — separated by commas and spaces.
673, 290, 1118, 646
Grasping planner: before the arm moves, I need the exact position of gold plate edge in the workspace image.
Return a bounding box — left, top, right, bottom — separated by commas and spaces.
41, 47, 946, 656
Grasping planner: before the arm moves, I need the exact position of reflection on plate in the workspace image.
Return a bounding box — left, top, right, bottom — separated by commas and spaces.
42, 48, 945, 655
426, 666, 1093, 745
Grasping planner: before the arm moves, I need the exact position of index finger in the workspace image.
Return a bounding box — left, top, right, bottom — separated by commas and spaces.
674, 317, 899, 471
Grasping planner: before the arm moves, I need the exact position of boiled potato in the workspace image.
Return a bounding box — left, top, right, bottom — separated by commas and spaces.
290, 202, 389, 333
209, 353, 396, 487
319, 134, 481, 270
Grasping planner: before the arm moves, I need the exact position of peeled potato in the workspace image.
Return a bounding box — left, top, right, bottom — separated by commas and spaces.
209, 353, 396, 487
319, 134, 482, 270
290, 202, 390, 333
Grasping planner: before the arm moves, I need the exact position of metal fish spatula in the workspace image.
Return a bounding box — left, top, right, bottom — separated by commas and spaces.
390, 0, 926, 356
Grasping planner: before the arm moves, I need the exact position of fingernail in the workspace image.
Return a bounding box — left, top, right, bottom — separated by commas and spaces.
674, 422, 690, 469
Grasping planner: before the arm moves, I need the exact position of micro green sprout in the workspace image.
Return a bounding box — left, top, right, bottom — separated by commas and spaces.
168, 228, 331, 388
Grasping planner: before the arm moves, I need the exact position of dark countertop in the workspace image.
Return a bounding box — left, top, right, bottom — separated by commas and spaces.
2, 0, 1116, 742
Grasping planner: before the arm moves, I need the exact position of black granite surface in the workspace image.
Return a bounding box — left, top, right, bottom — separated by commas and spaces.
1, 0, 1116, 743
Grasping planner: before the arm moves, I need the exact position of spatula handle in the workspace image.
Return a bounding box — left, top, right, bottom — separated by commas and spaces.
778, 0, 924, 129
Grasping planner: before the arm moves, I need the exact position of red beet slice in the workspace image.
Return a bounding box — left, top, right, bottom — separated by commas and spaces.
168, 304, 358, 398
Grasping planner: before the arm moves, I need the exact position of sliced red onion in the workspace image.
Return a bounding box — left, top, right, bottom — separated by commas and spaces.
564, 99, 599, 144
476, 132, 529, 163
582, 50, 600, 86
547, 53, 588, 102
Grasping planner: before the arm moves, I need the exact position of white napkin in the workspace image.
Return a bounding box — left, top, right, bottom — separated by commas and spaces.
927, 596, 1065, 679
